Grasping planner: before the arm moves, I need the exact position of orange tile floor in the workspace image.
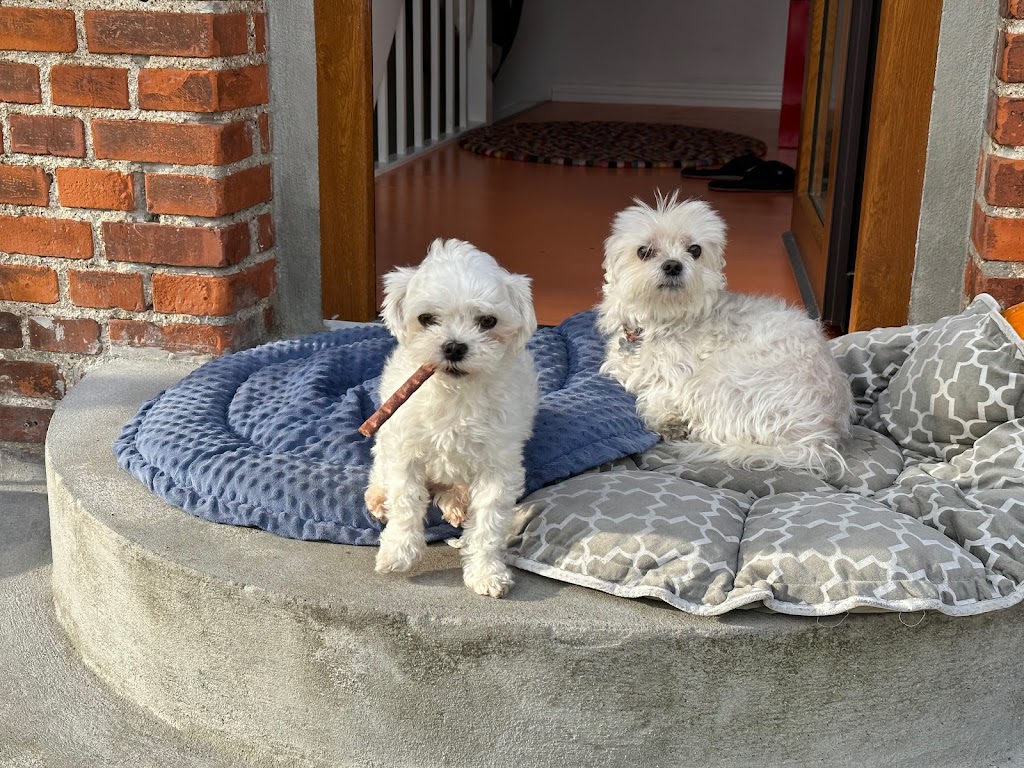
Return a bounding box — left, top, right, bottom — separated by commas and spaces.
375, 102, 799, 326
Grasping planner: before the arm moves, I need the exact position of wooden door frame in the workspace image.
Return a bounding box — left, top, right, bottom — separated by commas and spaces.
315, 0, 377, 322
846, 0, 942, 331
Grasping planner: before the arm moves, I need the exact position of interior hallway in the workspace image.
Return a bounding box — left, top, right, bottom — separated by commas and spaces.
374, 102, 799, 326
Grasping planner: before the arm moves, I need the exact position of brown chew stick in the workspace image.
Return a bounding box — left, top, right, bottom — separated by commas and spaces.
358, 364, 435, 437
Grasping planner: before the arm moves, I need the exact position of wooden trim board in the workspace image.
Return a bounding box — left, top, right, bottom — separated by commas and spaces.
315, 0, 377, 321
847, 0, 942, 331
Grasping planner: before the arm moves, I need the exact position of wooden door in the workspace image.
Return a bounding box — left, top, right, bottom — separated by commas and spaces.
790, 0, 942, 332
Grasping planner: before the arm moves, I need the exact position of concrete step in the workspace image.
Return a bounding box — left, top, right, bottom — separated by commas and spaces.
44, 360, 1024, 767
0, 446, 262, 768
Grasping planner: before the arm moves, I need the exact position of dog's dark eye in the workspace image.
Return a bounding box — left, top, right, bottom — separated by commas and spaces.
477, 315, 497, 330
637, 245, 655, 261
687, 244, 702, 259
418, 313, 438, 327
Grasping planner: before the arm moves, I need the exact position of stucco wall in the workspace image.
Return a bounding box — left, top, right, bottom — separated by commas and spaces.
909, 0, 1000, 323
267, 0, 324, 336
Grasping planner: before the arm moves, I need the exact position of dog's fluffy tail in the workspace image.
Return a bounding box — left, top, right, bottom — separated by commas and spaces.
662, 437, 848, 479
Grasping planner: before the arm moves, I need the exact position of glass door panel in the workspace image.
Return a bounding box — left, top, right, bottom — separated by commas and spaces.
790, 0, 866, 323
808, 0, 845, 218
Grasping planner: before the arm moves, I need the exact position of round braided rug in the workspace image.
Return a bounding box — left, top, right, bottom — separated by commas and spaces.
458, 120, 767, 169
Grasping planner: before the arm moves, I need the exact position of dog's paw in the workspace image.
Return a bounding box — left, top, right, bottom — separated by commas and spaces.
365, 486, 388, 522
436, 484, 470, 527
375, 536, 424, 574
659, 420, 692, 442
374, 548, 417, 574
464, 562, 514, 598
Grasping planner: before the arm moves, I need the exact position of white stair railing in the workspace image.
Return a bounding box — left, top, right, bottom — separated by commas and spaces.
373, 0, 489, 171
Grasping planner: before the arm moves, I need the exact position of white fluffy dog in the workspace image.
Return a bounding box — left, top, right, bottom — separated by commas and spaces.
597, 192, 853, 476
365, 238, 539, 598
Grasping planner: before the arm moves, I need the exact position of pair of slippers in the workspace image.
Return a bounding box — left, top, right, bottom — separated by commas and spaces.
681, 155, 795, 192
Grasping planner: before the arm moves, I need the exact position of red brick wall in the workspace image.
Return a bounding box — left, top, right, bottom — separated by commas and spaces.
968, 1, 1024, 307
0, 4, 275, 443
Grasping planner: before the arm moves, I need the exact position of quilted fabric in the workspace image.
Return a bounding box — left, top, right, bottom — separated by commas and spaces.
507, 295, 1024, 616
114, 310, 659, 546
873, 299, 1024, 460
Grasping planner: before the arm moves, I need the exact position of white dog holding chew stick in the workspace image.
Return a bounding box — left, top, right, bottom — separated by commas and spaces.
597, 192, 854, 477
363, 238, 538, 598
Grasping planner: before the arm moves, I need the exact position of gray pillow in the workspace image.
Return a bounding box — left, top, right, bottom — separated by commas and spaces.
634, 425, 904, 499
830, 323, 930, 425
870, 294, 1024, 460
734, 491, 1008, 612
507, 471, 753, 613
506, 294, 1024, 617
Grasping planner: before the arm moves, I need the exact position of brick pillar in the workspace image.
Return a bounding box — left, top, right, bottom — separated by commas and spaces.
967, 1, 1024, 307
0, 5, 275, 444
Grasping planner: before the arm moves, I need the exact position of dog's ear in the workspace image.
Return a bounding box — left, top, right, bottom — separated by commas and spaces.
381, 266, 416, 340
504, 272, 537, 353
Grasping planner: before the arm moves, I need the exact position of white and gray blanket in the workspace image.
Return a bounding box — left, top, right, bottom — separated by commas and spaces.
507, 294, 1024, 616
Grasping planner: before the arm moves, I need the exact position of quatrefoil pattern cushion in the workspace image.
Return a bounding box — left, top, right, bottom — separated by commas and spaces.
507, 295, 1024, 617
508, 471, 752, 611
870, 295, 1024, 459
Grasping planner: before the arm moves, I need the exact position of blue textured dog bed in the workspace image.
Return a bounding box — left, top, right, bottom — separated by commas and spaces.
114, 311, 658, 545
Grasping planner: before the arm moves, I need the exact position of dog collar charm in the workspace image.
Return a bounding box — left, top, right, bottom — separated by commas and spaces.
619, 326, 643, 354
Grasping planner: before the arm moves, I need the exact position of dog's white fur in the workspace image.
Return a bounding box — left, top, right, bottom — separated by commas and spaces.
366, 238, 538, 598
597, 192, 854, 476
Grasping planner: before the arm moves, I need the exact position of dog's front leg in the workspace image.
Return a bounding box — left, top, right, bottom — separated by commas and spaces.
375, 469, 429, 574
460, 472, 522, 598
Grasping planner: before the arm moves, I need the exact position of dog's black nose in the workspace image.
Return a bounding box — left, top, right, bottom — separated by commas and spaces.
662, 260, 683, 277
442, 340, 468, 362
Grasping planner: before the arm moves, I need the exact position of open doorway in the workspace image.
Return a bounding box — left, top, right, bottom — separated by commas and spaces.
309, 0, 947, 331
372, 0, 801, 325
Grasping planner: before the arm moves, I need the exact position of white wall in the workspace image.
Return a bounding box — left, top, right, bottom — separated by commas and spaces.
372, 0, 404, 95
494, 0, 791, 118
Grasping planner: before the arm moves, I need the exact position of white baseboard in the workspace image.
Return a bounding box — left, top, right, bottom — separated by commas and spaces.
550, 81, 783, 110
493, 99, 547, 122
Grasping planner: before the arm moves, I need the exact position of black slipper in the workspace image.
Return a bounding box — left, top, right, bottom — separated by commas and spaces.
708, 160, 795, 192
680, 154, 764, 181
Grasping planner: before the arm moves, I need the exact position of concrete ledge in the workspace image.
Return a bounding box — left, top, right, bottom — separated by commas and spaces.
47, 361, 1024, 767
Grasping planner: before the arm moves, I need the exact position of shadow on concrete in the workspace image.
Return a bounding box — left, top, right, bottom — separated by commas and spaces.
407, 565, 570, 602
0, 490, 52, 579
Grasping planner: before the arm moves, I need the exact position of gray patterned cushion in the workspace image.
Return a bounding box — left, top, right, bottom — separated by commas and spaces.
872, 295, 1024, 460
507, 295, 1024, 617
